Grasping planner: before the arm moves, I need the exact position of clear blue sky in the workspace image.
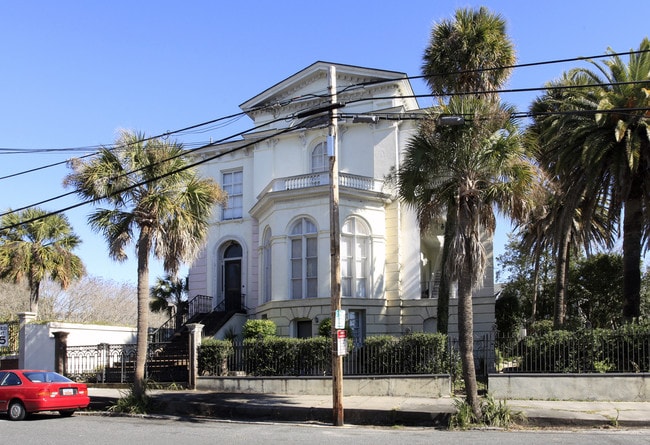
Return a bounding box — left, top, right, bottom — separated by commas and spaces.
1, 1, 647, 285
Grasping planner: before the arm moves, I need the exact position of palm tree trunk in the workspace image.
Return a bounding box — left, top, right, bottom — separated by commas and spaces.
458, 237, 481, 420
134, 230, 152, 400
553, 230, 570, 329
437, 206, 457, 334
622, 178, 643, 322
531, 255, 540, 323
28, 280, 39, 315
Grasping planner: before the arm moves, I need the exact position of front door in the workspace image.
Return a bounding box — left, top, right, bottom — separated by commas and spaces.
223, 243, 242, 311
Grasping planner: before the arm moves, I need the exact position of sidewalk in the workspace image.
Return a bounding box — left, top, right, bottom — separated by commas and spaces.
87, 387, 650, 428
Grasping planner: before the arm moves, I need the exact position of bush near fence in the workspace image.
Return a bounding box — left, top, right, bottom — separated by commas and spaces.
198, 333, 453, 377
497, 324, 650, 373
198, 338, 234, 376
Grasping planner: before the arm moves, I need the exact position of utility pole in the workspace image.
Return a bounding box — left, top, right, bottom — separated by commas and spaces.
328, 65, 344, 427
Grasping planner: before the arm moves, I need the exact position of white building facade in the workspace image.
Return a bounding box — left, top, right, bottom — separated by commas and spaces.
188, 62, 495, 342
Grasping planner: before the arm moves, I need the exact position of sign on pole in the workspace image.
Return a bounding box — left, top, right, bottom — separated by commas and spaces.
335, 309, 346, 330
0, 324, 8, 347
337, 329, 347, 356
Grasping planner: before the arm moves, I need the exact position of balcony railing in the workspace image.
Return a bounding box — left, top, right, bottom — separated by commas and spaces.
421, 273, 442, 299
188, 294, 213, 319
261, 172, 384, 196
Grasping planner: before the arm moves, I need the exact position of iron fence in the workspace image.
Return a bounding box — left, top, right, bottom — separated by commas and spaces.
210, 331, 650, 378
0, 321, 20, 357
66, 341, 189, 383
65, 330, 650, 384
219, 338, 465, 377
495, 332, 650, 373
66, 343, 137, 383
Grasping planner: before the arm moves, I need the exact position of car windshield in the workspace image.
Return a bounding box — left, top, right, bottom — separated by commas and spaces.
23, 371, 73, 383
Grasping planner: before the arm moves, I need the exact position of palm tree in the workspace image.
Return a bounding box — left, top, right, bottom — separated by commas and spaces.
397, 96, 538, 419
421, 6, 516, 334
150, 274, 189, 331
422, 6, 515, 99
0, 207, 84, 316
573, 40, 650, 321
65, 130, 227, 400
527, 39, 649, 323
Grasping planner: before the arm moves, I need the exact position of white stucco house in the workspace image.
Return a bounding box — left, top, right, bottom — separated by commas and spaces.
187, 61, 495, 342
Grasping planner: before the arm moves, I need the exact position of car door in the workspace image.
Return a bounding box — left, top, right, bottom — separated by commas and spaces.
0, 371, 22, 411
0, 371, 7, 410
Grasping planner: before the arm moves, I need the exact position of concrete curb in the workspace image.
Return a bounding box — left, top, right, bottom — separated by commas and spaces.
87, 389, 650, 429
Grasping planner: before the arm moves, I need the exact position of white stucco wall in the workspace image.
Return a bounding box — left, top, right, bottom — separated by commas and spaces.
20, 320, 136, 371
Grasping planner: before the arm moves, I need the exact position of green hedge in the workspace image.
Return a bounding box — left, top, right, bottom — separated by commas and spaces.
514, 323, 650, 373
198, 338, 234, 376
197, 333, 452, 377
242, 336, 330, 376
356, 333, 451, 375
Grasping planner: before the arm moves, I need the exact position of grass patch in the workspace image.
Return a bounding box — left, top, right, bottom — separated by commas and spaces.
449, 393, 526, 430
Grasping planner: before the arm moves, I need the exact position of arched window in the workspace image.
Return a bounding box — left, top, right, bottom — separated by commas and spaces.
290, 218, 318, 299
311, 142, 328, 173
341, 217, 370, 298
262, 228, 272, 303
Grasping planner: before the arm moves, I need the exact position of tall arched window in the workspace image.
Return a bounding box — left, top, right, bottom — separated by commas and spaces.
341, 217, 370, 298
262, 228, 272, 303
290, 218, 318, 299
311, 142, 328, 173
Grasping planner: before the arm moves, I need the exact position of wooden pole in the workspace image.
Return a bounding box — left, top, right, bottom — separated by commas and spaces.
328, 65, 344, 427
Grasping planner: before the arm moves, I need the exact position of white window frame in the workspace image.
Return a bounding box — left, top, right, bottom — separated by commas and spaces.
290, 218, 318, 299
311, 141, 328, 173
262, 227, 272, 303
348, 309, 365, 347
222, 169, 243, 220
341, 217, 370, 298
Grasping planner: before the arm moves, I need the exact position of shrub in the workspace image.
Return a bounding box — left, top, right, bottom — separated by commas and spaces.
318, 318, 331, 337
242, 319, 276, 339
517, 324, 650, 373
356, 333, 450, 375
243, 336, 330, 376
528, 320, 553, 336
318, 317, 353, 338
198, 338, 234, 376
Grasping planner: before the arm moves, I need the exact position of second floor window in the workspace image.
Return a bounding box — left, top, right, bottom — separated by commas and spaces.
222, 170, 243, 220
290, 218, 318, 299
311, 142, 328, 173
262, 228, 272, 303
341, 217, 370, 298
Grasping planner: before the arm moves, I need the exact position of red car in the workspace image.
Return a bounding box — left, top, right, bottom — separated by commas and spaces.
0, 370, 90, 421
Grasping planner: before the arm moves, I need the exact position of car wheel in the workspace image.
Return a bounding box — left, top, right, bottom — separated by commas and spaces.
59, 410, 75, 417
8, 401, 26, 421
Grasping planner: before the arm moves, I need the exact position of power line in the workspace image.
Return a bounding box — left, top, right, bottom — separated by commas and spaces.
0, 123, 302, 231
337, 48, 650, 95
3, 48, 645, 158
3, 49, 649, 226
0, 111, 254, 181
3, 96, 647, 231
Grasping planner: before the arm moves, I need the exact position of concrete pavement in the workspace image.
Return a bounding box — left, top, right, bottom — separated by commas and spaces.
86, 387, 650, 428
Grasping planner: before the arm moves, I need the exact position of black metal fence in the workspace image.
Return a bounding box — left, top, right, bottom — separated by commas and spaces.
66, 341, 189, 383
214, 337, 474, 378
208, 331, 650, 378
66, 330, 650, 384
495, 332, 650, 373
0, 321, 20, 357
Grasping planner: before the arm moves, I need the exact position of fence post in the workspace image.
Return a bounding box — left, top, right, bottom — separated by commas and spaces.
186, 323, 204, 389
53, 331, 69, 375
17, 312, 37, 369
